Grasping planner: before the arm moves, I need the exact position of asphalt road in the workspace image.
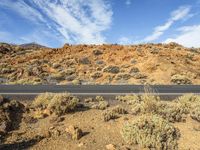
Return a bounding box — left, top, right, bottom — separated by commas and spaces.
0, 85, 200, 95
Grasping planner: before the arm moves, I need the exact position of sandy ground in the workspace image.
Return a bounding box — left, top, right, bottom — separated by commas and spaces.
1, 102, 200, 150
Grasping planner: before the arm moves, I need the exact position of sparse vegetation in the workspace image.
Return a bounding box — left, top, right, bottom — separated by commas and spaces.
121, 114, 180, 150
92, 101, 109, 110
190, 104, 200, 122
102, 105, 127, 121
47, 93, 79, 115
32, 93, 79, 116
32, 93, 54, 109
1, 43, 200, 85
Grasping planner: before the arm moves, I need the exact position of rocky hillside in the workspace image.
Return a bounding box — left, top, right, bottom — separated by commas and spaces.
0, 42, 200, 85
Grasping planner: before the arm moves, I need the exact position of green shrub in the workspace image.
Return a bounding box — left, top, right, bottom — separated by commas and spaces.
121, 114, 180, 150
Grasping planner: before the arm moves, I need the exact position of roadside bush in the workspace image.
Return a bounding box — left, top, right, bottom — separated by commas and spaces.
121, 114, 180, 150
116, 95, 141, 105
190, 104, 200, 122
32, 93, 79, 116
92, 101, 109, 110
102, 105, 127, 122
175, 94, 200, 111
95, 96, 105, 101
156, 102, 188, 122
47, 93, 79, 115
32, 93, 54, 109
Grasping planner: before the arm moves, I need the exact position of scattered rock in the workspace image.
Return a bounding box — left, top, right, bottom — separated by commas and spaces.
66, 75, 77, 81
193, 124, 200, 131
65, 125, 83, 140
129, 67, 139, 74
91, 72, 103, 79
103, 66, 120, 74
106, 144, 116, 150
171, 74, 192, 85
115, 74, 131, 81
79, 57, 91, 64
96, 60, 105, 65
93, 49, 103, 55
130, 59, 137, 64
65, 68, 76, 76
52, 63, 61, 68
133, 73, 147, 79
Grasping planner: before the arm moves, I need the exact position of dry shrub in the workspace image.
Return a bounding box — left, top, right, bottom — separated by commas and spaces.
103, 105, 127, 121
176, 94, 200, 111
32, 93, 54, 109
95, 96, 105, 101
116, 95, 141, 105
47, 93, 79, 115
121, 114, 180, 150
92, 101, 109, 110
32, 93, 79, 116
190, 104, 200, 122
156, 102, 188, 122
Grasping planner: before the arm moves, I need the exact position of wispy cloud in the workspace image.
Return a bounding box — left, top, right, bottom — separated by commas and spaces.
164, 25, 200, 47
144, 6, 192, 42
0, 0, 113, 45
125, 0, 132, 6
118, 37, 131, 44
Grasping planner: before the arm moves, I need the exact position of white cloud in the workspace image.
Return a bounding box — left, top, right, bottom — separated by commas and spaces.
164, 25, 200, 48
0, 0, 113, 44
118, 37, 131, 44
144, 6, 191, 42
125, 0, 131, 6
0, 1, 44, 24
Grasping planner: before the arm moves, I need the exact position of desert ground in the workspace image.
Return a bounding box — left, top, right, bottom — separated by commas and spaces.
1, 93, 200, 150
1, 42, 200, 85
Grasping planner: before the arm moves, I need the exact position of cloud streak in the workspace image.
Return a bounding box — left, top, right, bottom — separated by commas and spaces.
144, 6, 191, 42
0, 0, 113, 45
164, 25, 200, 47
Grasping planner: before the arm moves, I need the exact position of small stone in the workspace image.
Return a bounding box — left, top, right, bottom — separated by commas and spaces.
78, 142, 84, 147
43, 109, 52, 116
41, 130, 51, 138
193, 124, 200, 131
91, 72, 103, 79
93, 49, 103, 55
106, 144, 116, 150
79, 57, 91, 64
52, 129, 61, 137
65, 125, 83, 140
103, 66, 120, 74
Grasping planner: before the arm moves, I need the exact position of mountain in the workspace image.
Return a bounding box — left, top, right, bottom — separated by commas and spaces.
0, 42, 200, 85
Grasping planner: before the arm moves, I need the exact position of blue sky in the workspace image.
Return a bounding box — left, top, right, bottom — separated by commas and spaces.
0, 0, 200, 47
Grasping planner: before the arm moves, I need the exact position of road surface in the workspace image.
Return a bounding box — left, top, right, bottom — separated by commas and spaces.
0, 85, 200, 95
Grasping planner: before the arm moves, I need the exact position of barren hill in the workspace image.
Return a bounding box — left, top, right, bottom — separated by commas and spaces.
0, 42, 200, 85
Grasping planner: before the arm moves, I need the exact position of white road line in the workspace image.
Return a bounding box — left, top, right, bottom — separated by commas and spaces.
0, 93, 199, 95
